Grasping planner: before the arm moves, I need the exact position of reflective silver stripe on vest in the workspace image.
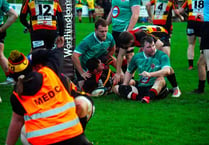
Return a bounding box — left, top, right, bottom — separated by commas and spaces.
27, 117, 80, 138
24, 102, 75, 121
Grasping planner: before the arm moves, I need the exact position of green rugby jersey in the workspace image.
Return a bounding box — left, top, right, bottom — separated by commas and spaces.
0, 0, 10, 24
74, 32, 115, 71
111, 0, 140, 32
127, 50, 170, 87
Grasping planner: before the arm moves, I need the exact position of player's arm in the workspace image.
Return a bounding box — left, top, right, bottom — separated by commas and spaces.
106, 7, 113, 25
20, 0, 30, 29
178, 0, 187, 14
0, 7, 17, 33
173, 1, 184, 21
146, 1, 153, 23
123, 71, 133, 85
139, 67, 170, 78
155, 39, 164, 50
6, 112, 24, 145
116, 48, 126, 75
108, 45, 116, 56
72, 52, 91, 80
113, 48, 127, 84
140, 53, 171, 77
127, 5, 140, 31
72, 52, 84, 75
173, 9, 184, 21
56, 3, 64, 37
56, 8, 65, 48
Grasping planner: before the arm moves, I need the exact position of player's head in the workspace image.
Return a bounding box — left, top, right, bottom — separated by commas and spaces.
118, 31, 134, 49
8, 50, 32, 81
141, 36, 156, 57
86, 58, 104, 73
95, 18, 108, 41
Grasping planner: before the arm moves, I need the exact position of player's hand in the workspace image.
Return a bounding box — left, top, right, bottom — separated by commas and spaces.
0, 27, 4, 33
139, 71, 151, 77
196, 14, 204, 21
56, 36, 64, 48
148, 17, 153, 23
81, 72, 91, 80
179, 15, 184, 21
113, 73, 124, 85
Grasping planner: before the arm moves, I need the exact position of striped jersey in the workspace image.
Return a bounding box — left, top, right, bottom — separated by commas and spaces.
20, 0, 63, 31
181, 0, 204, 22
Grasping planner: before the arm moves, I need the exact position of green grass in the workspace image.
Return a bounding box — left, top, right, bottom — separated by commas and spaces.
0, 18, 209, 145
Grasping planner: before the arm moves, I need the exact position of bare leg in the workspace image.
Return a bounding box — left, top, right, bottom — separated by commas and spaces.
0, 43, 8, 73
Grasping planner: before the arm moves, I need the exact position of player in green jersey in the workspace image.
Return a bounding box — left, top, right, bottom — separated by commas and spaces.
113, 36, 171, 103
72, 18, 116, 88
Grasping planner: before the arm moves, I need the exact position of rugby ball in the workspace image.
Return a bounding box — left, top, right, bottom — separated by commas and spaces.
127, 86, 138, 100
91, 87, 106, 97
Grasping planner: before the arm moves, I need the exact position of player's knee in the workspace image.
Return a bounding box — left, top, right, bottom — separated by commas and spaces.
75, 98, 88, 118
118, 85, 139, 100
75, 96, 94, 121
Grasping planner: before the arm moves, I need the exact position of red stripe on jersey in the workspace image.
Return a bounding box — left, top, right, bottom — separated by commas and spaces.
153, 19, 167, 25
21, 0, 29, 14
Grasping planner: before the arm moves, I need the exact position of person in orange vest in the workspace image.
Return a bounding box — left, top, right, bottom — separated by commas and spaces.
5, 48, 92, 145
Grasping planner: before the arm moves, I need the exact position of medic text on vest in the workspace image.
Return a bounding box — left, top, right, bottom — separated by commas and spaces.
34, 86, 61, 105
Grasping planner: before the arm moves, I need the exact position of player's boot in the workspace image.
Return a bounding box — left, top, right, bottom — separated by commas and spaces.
172, 87, 181, 97
141, 96, 150, 103
192, 89, 204, 94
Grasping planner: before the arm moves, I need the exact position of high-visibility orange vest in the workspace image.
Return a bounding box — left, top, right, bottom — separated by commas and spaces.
14, 66, 83, 145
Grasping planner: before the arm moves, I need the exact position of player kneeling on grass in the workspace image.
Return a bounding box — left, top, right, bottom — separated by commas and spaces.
112, 36, 171, 103
82, 57, 115, 97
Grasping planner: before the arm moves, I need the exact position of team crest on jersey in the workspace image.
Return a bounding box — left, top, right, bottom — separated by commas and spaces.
151, 63, 155, 69
140, 76, 150, 84
112, 6, 120, 18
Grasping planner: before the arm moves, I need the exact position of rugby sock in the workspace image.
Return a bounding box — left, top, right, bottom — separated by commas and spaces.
207, 71, 209, 84
5, 71, 10, 77
148, 88, 158, 100
198, 80, 205, 92
167, 73, 177, 88
79, 116, 88, 131
188, 59, 193, 67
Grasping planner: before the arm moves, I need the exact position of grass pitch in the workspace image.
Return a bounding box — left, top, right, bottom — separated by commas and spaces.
0, 19, 208, 145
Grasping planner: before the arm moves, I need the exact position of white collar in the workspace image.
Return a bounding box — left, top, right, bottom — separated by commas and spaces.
94, 32, 102, 43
